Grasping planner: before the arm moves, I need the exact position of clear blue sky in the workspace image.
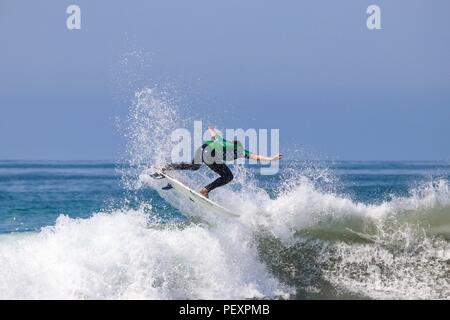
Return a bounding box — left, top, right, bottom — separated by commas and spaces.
1, 0, 449, 160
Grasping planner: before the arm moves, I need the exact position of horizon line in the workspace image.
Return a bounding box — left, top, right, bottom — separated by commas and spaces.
0, 159, 449, 163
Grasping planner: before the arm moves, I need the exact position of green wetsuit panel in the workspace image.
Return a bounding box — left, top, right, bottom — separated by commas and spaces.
204, 136, 251, 161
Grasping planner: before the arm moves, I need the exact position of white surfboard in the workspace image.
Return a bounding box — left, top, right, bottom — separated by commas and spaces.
154, 171, 240, 218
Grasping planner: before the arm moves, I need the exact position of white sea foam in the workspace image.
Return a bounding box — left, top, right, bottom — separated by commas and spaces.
0, 209, 291, 299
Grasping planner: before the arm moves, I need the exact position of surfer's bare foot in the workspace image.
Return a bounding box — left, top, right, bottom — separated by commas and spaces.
199, 188, 209, 198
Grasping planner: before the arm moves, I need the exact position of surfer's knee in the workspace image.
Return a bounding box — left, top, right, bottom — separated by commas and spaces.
224, 172, 233, 183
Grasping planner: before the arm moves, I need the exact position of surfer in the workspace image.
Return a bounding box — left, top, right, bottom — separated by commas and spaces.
159, 127, 282, 198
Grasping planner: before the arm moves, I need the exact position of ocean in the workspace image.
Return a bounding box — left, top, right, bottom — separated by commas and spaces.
0, 159, 449, 299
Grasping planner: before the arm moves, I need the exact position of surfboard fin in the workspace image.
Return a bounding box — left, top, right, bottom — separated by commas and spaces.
150, 172, 165, 179
162, 183, 173, 190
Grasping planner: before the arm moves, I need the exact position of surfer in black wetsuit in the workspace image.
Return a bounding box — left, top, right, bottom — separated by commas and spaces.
161, 127, 282, 198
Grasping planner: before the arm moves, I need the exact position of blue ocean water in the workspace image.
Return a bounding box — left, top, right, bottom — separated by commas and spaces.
0, 159, 449, 299
1, 160, 448, 234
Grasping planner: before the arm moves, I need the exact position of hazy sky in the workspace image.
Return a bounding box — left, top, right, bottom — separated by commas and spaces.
1, 0, 449, 160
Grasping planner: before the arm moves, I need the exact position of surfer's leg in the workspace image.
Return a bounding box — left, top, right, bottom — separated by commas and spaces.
162, 145, 204, 171
203, 163, 233, 193
163, 162, 201, 171
159, 160, 200, 190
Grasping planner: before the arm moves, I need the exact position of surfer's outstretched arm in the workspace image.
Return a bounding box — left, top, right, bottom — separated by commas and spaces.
249, 153, 283, 161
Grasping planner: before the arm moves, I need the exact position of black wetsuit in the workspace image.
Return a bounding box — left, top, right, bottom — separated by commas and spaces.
164, 137, 251, 192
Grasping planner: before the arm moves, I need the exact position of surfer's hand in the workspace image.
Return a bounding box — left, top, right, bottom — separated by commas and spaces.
271, 154, 283, 161
208, 126, 217, 139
